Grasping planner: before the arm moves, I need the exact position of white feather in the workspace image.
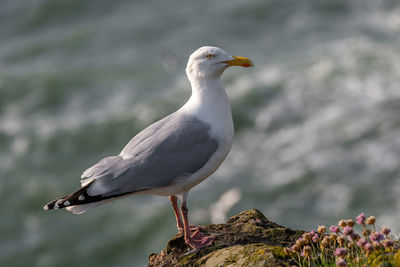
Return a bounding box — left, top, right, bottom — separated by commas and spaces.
65, 202, 104, 214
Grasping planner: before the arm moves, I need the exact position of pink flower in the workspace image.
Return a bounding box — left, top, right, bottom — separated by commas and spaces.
380, 227, 391, 236
334, 248, 348, 257
296, 237, 306, 246
303, 232, 312, 243
350, 233, 360, 241
336, 258, 347, 267
312, 233, 319, 243
330, 225, 340, 233
302, 246, 312, 257
383, 239, 394, 249
356, 213, 365, 225
343, 226, 353, 236
369, 232, 384, 242
364, 242, 373, 252
291, 245, 300, 252
356, 238, 367, 248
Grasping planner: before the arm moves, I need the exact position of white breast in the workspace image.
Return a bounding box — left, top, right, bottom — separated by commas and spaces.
179, 78, 234, 140
144, 78, 234, 196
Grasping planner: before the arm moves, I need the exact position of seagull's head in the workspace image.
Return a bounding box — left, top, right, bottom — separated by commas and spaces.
186, 46, 254, 81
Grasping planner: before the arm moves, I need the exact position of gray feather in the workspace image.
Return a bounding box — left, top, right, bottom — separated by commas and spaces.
80, 113, 218, 197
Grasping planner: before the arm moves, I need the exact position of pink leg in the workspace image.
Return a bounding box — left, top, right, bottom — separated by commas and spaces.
169, 195, 184, 231
170, 195, 202, 232
180, 192, 214, 249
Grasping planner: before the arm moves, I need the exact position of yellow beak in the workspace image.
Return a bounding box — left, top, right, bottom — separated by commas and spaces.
224, 56, 254, 68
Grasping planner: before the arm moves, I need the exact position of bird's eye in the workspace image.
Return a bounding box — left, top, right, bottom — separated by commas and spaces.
205, 54, 215, 59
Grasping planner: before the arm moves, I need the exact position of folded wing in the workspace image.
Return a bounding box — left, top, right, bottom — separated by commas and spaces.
80, 113, 219, 198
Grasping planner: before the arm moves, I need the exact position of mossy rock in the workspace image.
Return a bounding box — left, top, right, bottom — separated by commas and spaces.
148, 209, 302, 266
176, 244, 285, 267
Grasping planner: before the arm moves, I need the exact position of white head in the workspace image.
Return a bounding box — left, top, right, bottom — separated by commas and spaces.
186, 46, 254, 82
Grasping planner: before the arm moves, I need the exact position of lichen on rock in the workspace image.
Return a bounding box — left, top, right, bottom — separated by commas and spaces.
148, 209, 303, 266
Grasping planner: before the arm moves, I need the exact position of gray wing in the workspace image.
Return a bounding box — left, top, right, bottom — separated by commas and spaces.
80, 113, 219, 197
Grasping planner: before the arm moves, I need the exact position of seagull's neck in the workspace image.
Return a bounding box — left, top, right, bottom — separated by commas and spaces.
179, 77, 233, 137
181, 77, 229, 115
190, 78, 227, 103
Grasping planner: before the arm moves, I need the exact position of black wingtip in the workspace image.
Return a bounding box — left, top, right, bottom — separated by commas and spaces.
43, 195, 72, 210
43, 180, 137, 212
43, 181, 99, 211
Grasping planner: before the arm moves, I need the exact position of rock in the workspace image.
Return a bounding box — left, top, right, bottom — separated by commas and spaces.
148, 209, 303, 266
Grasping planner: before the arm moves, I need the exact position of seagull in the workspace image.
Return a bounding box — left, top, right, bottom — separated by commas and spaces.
43, 46, 254, 249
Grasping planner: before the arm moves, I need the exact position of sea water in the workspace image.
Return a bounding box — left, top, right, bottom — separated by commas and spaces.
1, 0, 400, 266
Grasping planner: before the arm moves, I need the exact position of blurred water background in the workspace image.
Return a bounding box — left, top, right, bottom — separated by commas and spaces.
1, 0, 400, 266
